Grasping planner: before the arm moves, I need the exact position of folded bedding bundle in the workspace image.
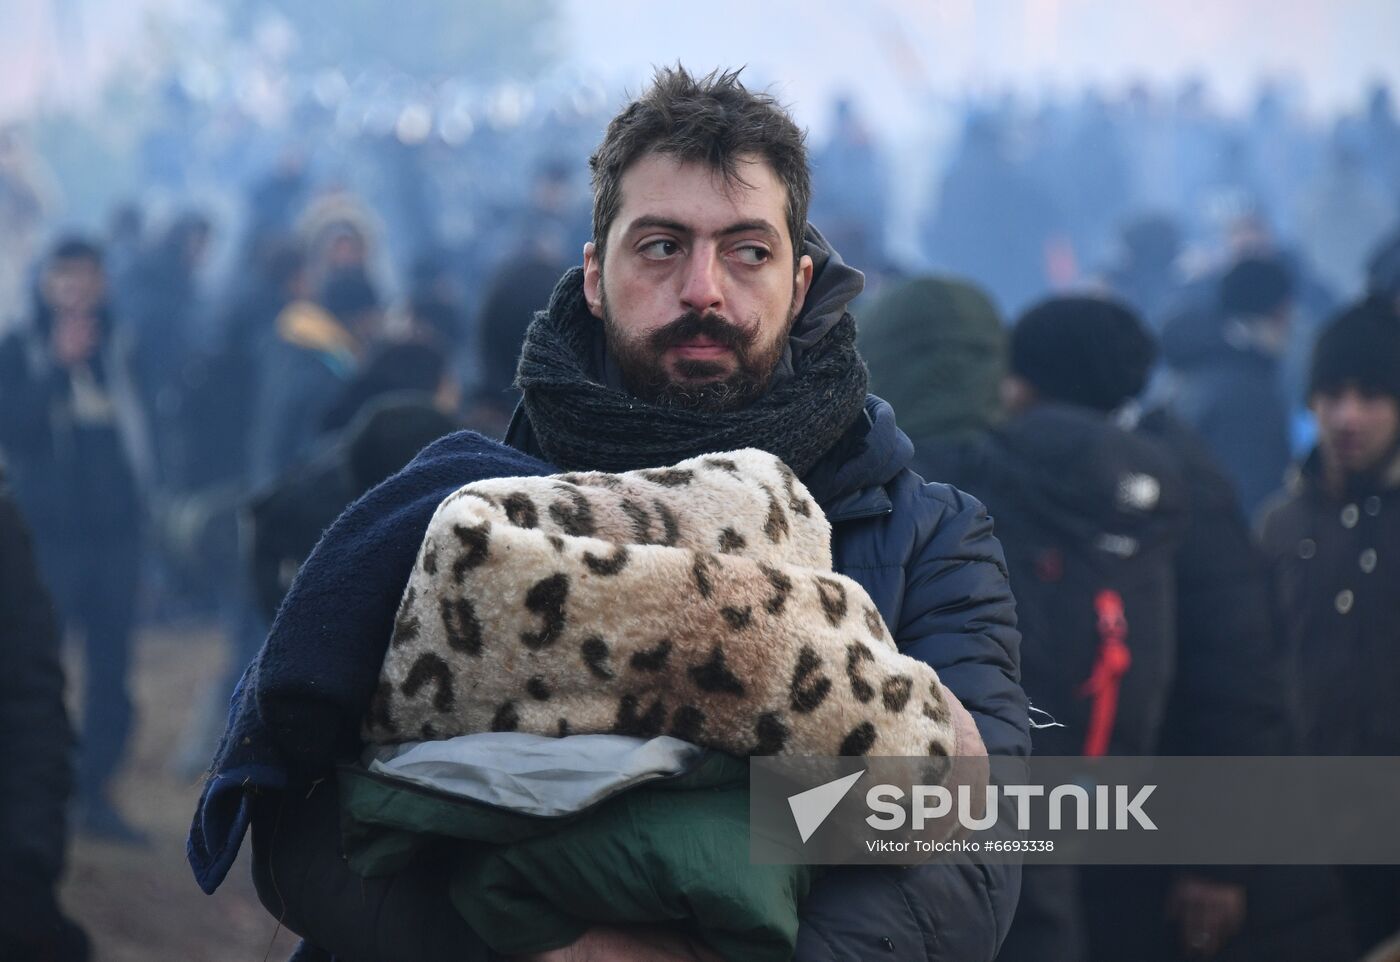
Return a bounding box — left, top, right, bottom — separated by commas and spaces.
343, 447, 965, 960
364, 448, 959, 758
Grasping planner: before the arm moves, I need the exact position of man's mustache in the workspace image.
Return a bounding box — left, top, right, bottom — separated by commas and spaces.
647, 311, 756, 354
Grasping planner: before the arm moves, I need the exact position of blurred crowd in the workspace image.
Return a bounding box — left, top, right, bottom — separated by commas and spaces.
1, 68, 1399, 961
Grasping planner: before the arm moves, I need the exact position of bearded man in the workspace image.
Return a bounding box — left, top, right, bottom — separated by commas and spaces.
240, 67, 1028, 962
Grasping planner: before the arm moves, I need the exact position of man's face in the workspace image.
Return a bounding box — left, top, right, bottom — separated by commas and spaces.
583, 152, 813, 410
40, 258, 104, 315
1312, 385, 1400, 476
327, 231, 368, 270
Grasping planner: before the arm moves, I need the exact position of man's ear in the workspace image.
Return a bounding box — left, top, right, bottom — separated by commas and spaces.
790, 253, 815, 319
582, 241, 604, 319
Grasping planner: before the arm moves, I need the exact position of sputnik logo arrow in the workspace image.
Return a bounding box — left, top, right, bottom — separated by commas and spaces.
788, 770, 865, 843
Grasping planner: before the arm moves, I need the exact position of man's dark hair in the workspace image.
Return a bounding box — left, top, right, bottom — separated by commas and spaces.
589, 66, 810, 265
1220, 255, 1294, 318
47, 236, 104, 268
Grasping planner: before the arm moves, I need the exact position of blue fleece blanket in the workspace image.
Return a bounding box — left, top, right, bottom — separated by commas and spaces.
187, 431, 554, 895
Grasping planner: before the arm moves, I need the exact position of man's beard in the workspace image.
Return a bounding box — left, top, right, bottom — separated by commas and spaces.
602, 291, 796, 413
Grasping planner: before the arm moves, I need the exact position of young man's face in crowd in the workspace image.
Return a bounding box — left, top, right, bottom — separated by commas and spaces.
1312, 385, 1400, 476
583, 151, 814, 410
41, 257, 104, 315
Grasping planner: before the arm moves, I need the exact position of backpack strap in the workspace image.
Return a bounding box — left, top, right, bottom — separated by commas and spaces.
1078, 589, 1132, 757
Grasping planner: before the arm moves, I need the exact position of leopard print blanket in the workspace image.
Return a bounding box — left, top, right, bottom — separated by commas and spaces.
364, 449, 957, 757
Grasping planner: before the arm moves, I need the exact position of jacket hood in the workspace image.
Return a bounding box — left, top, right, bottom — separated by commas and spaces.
801, 394, 914, 513
860, 275, 1006, 441
777, 223, 866, 379
981, 404, 1185, 553
773, 225, 896, 513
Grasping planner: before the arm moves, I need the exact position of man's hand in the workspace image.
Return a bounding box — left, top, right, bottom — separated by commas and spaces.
1167, 874, 1246, 959
512, 924, 727, 962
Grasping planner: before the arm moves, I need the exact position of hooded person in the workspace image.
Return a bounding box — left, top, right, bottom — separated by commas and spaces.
859, 275, 1006, 445
247, 266, 382, 488
867, 278, 1188, 962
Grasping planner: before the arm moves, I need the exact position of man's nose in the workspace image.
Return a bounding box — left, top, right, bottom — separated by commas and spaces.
679, 246, 723, 314
1336, 393, 1367, 425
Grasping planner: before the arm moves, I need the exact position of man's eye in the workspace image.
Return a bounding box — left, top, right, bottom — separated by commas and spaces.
639, 239, 680, 259
733, 245, 772, 265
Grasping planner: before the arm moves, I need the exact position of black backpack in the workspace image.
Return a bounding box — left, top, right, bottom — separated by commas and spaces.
919, 404, 1186, 757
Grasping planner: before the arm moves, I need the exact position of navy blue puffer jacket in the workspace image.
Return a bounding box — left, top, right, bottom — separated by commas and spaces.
803, 399, 1026, 962
508, 394, 1030, 961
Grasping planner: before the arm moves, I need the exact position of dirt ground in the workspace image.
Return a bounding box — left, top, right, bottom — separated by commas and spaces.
59, 625, 301, 962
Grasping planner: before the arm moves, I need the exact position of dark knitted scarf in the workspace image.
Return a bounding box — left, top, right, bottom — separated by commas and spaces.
516, 268, 869, 476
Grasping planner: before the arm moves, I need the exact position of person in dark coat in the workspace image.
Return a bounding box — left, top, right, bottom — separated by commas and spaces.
865, 279, 1187, 962
1005, 297, 1292, 751
250, 342, 459, 622
1259, 297, 1400, 957
0, 237, 150, 844
166, 240, 316, 777
178, 339, 458, 780
1158, 255, 1296, 518
112, 210, 211, 488
249, 397, 457, 623
1005, 295, 1346, 962
0, 476, 90, 961
230, 66, 1027, 962
184, 238, 307, 492
247, 266, 382, 488
469, 164, 575, 435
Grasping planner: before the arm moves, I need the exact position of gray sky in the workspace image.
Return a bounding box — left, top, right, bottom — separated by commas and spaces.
4, 0, 1398, 125
558, 0, 1400, 135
